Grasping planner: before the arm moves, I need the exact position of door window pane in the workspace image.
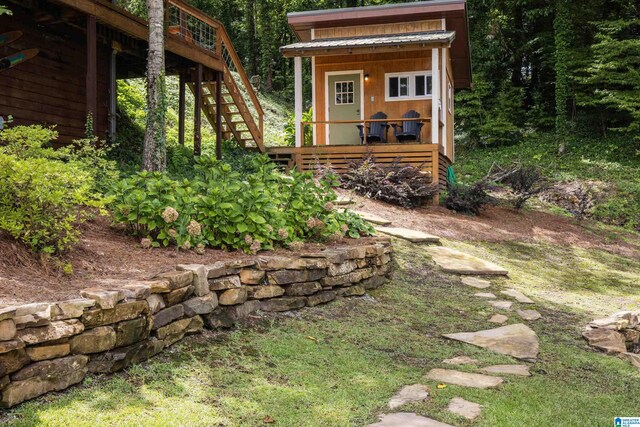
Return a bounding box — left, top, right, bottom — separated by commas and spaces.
335, 80, 355, 105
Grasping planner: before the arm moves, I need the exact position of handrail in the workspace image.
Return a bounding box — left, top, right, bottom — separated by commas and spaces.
302, 118, 430, 125
299, 118, 432, 146
167, 0, 264, 150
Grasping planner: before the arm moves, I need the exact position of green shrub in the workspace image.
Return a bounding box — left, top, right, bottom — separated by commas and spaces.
0, 154, 97, 254
0, 125, 120, 194
444, 182, 491, 215
109, 155, 374, 252
592, 183, 640, 231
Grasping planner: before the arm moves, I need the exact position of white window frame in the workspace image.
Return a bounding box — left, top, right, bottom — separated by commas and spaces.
385, 71, 433, 102
448, 82, 453, 113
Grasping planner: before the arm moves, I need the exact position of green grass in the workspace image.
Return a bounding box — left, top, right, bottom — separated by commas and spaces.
3, 239, 640, 426
455, 133, 640, 230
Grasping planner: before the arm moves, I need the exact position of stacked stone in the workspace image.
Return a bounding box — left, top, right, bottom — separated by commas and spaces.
583, 311, 640, 369
0, 239, 393, 408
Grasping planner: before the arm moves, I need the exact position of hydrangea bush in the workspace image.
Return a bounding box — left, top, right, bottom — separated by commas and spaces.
109, 155, 374, 252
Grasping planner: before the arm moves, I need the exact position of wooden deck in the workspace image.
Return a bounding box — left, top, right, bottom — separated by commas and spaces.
267, 143, 451, 187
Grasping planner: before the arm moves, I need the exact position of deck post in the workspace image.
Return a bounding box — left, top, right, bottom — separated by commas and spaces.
431, 48, 440, 147
178, 72, 186, 146
215, 70, 223, 160
194, 63, 203, 156
108, 44, 117, 142
294, 56, 303, 147
86, 15, 97, 132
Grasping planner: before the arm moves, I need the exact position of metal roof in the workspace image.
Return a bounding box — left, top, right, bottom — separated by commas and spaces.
288, 0, 465, 19
281, 31, 456, 54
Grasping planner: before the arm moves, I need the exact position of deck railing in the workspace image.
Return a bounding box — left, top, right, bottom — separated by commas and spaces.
166, 0, 264, 150
299, 117, 432, 147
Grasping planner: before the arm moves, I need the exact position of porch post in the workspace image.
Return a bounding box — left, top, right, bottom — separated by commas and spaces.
294, 56, 303, 148
441, 47, 447, 154
431, 48, 440, 147
108, 45, 117, 142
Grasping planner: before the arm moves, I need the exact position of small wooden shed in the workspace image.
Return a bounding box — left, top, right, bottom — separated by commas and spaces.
269, 0, 471, 188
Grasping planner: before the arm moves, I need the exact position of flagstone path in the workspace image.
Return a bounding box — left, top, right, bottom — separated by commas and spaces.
424, 246, 509, 276
376, 227, 441, 244
448, 397, 482, 420
362, 223, 548, 426
425, 369, 504, 389
354, 211, 393, 226
388, 384, 430, 409
366, 413, 454, 427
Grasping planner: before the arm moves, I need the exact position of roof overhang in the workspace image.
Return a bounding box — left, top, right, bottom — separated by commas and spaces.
281, 31, 456, 58
286, 0, 471, 88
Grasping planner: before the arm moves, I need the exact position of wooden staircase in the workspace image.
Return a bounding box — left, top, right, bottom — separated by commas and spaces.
169, 0, 264, 152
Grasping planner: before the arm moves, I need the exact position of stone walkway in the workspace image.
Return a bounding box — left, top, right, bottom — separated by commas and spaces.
376, 227, 441, 244
362, 222, 544, 426
424, 246, 509, 276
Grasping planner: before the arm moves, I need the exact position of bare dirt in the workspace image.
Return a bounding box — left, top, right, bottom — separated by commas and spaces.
340, 189, 640, 260
0, 215, 378, 306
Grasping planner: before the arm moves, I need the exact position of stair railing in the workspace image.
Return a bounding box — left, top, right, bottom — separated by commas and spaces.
166, 0, 264, 151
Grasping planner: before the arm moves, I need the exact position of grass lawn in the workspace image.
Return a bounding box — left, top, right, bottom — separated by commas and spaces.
2, 239, 639, 426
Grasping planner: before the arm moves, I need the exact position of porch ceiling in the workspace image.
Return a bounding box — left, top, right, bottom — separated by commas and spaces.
281, 30, 455, 58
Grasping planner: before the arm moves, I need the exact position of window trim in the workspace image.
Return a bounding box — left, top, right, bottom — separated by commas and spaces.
447, 81, 453, 113
385, 71, 433, 102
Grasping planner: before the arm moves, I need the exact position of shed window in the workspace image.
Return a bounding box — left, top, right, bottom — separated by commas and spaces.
335, 81, 354, 105
385, 71, 433, 101
415, 75, 432, 97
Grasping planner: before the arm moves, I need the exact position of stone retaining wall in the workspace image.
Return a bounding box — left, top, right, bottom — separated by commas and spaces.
582, 310, 640, 370
0, 240, 393, 408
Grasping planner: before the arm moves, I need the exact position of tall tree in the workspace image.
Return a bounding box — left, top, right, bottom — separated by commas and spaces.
142, 0, 166, 171
554, 0, 570, 142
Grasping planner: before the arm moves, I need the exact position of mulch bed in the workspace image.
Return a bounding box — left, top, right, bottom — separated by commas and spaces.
341, 190, 640, 260
0, 215, 378, 306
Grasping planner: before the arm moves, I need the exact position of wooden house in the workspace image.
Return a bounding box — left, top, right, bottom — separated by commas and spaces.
268, 0, 471, 188
0, 0, 263, 154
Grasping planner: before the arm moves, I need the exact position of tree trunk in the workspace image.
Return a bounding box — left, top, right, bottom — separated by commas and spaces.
142, 0, 166, 172
554, 0, 570, 147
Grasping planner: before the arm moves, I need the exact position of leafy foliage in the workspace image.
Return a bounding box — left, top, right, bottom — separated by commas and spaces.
0, 154, 97, 254
0, 5, 11, 15
109, 155, 374, 252
0, 125, 117, 254
341, 155, 439, 208
575, 18, 640, 139
444, 182, 491, 216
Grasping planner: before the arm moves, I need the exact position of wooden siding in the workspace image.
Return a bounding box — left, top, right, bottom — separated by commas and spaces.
314, 51, 433, 145
438, 151, 452, 188
446, 51, 455, 160
313, 19, 443, 39
0, 7, 110, 143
